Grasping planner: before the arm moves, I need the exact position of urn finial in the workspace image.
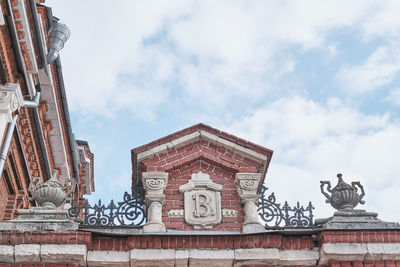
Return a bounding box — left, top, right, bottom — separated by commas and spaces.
28, 170, 75, 209
320, 173, 365, 210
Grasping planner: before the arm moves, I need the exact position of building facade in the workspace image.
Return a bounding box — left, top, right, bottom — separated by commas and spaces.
0, 1, 399, 266
0, 0, 93, 221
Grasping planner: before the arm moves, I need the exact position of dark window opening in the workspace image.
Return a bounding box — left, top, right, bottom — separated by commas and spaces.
9, 155, 22, 191
3, 171, 15, 195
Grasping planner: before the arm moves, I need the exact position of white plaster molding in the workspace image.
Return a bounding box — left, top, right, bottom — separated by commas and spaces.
87, 250, 129, 266
38, 69, 71, 182
179, 172, 222, 229
40, 244, 87, 265
235, 173, 262, 197
0, 83, 23, 121
142, 172, 168, 196
176, 250, 189, 266
179, 171, 223, 193
0, 84, 23, 143
0, 5, 4, 25
130, 249, 175, 267
14, 244, 40, 262
77, 145, 93, 195
235, 248, 279, 265
137, 130, 268, 162
0, 245, 14, 263
318, 243, 400, 264
189, 249, 235, 266
168, 209, 184, 217
235, 248, 318, 266
222, 209, 238, 217
279, 249, 319, 265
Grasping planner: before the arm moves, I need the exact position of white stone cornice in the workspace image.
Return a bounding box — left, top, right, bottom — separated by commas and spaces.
319, 243, 400, 264
179, 171, 223, 193
0, 83, 23, 122
137, 130, 269, 162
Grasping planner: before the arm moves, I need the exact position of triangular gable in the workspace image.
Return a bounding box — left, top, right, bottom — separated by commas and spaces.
131, 123, 273, 187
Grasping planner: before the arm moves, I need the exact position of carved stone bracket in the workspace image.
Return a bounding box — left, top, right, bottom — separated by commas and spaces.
0, 83, 23, 124
235, 173, 264, 233
179, 171, 223, 229
142, 172, 168, 232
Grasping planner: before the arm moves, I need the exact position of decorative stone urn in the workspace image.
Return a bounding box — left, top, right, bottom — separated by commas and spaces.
320, 173, 365, 210
29, 170, 74, 209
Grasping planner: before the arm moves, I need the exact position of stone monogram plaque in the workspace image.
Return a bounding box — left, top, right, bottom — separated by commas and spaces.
179, 171, 223, 229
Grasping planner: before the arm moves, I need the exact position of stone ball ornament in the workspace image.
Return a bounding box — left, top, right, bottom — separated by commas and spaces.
28, 170, 75, 209
320, 173, 365, 210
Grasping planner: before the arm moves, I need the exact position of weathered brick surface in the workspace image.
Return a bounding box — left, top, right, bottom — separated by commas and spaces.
0, 231, 91, 246
143, 139, 261, 173
90, 234, 314, 251
320, 231, 400, 244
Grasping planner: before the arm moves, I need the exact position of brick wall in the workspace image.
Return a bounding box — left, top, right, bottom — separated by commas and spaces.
139, 138, 264, 231
88, 234, 315, 251
319, 231, 400, 244
163, 159, 244, 231
142, 139, 261, 173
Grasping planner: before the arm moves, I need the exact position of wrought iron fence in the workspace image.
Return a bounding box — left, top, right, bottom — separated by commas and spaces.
68, 185, 146, 227
257, 185, 314, 227
69, 183, 314, 228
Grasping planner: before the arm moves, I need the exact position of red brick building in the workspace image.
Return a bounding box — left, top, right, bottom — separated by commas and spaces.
0, 1, 399, 266
0, 0, 94, 221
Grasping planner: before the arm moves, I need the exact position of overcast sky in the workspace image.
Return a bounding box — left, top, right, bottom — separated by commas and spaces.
46, 0, 400, 223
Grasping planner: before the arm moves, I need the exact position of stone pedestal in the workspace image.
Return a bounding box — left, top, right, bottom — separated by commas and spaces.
0, 208, 79, 231
315, 209, 400, 230
235, 173, 265, 233
142, 172, 168, 232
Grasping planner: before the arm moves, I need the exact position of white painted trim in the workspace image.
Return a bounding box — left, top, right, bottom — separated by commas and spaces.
137, 130, 268, 163
87, 250, 129, 266
40, 244, 87, 265
0, 245, 14, 263
128, 248, 318, 266
0, 5, 5, 25
319, 243, 400, 264
39, 69, 71, 182
15, 0, 38, 73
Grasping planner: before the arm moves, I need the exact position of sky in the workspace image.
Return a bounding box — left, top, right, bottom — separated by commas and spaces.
46, 0, 400, 223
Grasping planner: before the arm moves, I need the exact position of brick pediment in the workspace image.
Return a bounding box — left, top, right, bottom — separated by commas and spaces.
131, 123, 273, 186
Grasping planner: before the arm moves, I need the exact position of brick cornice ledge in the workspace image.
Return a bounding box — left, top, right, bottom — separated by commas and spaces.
319, 243, 400, 265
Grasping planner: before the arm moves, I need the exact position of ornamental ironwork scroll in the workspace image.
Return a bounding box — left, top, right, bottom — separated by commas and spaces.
257, 185, 314, 228
68, 184, 145, 227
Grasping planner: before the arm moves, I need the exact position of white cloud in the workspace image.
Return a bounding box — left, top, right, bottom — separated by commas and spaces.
385, 87, 400, 106
224, 96, 400, 222
336, 44, 400, 93
46, 0, 400, 117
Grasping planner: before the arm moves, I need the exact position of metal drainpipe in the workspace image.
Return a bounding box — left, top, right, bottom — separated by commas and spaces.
4, 0, 52, 179
0, 114, 18, 173
0, 92, 41, 175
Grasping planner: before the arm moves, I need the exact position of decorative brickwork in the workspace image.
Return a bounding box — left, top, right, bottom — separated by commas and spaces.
131, 123, 273, 232
320, 231, 400, 244
163, 158, 244, 231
